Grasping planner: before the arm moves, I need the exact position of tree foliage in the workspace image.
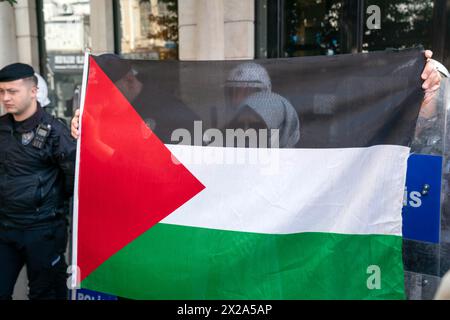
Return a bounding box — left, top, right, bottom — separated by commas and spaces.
139, 0, 178, 43
0, 0, 17, 6
283, 0, 434, 56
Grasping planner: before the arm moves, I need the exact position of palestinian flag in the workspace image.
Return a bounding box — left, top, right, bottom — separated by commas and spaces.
73, 49, 425, 299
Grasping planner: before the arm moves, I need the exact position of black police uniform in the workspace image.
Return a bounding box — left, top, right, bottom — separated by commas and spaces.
0, 96, 76, 298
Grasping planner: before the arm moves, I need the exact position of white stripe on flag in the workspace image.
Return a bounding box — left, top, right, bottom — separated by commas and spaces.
161, 145, 409, 236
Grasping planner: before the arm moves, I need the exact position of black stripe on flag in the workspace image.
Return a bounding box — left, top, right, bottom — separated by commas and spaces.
92, 48, 424, 148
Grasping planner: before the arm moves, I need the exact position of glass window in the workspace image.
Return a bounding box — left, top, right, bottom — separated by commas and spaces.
256, 0, 359, 58
284, 0, 345, 57
115, 0, 178, 60
363, 0, 434, 52
256, 0, 446, 63
39, 0, 91, 124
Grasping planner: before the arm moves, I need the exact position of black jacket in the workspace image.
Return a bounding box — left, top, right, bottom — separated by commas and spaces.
0, 105, 76, 229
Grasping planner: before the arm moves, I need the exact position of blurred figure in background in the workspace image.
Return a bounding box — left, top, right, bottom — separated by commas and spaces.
35, 73, 51, 108
224, 62, 300, 148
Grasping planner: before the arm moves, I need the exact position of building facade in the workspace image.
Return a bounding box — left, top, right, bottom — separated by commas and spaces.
1, 0, 449, 121
1, 0, 450, 300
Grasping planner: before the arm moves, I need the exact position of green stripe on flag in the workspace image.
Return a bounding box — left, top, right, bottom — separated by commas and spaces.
81, 223, 405, 300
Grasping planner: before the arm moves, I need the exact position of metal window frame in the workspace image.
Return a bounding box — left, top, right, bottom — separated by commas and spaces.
111, 0, 180, 59
112, 0, 121, 55
257, 0, 449, 68
36, 0, 47, 75
255, 0, 365, 58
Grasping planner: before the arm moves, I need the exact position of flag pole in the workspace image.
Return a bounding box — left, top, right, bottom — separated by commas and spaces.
70, 48, 91, 300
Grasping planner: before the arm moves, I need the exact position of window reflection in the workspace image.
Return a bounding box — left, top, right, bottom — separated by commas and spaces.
117, 0, 178, 60
363, 0, 434, 52
41, 0, 91, 124
284, 0, 344, 57
256, 0, 357, 58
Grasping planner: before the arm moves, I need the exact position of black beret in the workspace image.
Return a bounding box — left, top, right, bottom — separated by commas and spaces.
94, 54, 133, 83
0, 63, 35, 82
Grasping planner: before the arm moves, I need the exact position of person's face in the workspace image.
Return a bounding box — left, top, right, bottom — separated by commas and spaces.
225, 86, 261, 111
0, 79, 37, 116
115, 71, 143, 103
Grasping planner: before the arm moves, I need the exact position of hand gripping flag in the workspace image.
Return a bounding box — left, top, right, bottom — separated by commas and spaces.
73, 49, 425, 299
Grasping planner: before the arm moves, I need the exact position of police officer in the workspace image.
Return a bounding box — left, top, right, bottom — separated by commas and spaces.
0, 63, 76, 300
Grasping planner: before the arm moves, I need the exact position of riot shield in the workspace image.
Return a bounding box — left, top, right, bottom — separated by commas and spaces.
404, 71, 450, 299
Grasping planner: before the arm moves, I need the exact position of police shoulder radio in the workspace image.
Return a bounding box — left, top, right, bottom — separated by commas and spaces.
32, 123, 51, 149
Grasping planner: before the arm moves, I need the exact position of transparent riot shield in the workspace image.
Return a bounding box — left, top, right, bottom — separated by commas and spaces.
404, 71, 450, 300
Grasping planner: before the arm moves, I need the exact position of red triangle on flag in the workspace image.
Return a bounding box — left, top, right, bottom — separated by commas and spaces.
76, 57, 205, 282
